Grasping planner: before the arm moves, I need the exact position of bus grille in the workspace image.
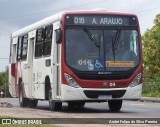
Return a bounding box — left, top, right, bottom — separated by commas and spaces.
76, 74, 131, 80
83, 90, 126, 99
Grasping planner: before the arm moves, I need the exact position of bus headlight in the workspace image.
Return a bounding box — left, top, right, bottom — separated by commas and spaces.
64, 73, 80, 88
129, 73, 142, 87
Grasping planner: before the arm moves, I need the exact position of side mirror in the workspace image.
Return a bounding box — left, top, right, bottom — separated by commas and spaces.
56, 29, 62, 44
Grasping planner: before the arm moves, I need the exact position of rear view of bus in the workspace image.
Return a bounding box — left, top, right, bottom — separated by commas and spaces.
61, 11, 142, 111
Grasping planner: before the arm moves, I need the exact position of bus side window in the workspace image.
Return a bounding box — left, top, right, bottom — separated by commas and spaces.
35, 28, 44, 58
21, 34, 28, 61
11, 44, 17, 63
17, 36, 22, 61
43, 24, 53, 56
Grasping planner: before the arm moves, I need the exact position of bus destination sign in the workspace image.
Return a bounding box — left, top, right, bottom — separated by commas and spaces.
65, 14, 137, 26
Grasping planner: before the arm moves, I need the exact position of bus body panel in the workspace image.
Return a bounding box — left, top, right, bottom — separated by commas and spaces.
9, 37, 18, 97
33, 57, 52, 99
60, 84, 142, 101
9, 63, 17, 97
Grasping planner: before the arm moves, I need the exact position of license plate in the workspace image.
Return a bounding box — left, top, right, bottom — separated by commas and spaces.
98, 95, 112, 100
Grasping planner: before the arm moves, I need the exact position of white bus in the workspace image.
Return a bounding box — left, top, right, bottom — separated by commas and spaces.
9, 10, 143, 111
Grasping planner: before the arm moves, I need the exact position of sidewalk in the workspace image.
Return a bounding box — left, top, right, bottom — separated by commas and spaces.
140, 97, 160, 103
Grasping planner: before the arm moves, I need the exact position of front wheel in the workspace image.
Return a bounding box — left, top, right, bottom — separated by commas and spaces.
108, 100, 122, 112
49, 90, 62, 111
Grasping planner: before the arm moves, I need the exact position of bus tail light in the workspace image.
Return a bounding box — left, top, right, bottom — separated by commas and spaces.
64, 73, 80, 88
129, 73, 142, 87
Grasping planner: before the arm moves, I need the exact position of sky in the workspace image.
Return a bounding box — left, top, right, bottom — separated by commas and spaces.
0, 0, 160, 72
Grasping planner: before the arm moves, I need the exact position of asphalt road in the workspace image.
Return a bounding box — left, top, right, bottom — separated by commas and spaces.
0, 98, 160, 119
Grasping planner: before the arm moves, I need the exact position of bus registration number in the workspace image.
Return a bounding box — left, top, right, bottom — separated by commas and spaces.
98, 95, 112, 100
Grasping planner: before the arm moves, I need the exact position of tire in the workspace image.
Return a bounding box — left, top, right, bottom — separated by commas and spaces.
28, 100, 38, 108
19, 83, 29, 107
45, 76, 50, 100
68, 102, 76, 109
77, 101, 85, 107
68, 101, 85, 109
49, 90, 62, 111
108, 100, 122, 112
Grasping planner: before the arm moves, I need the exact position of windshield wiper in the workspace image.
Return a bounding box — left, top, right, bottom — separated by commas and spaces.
112, 28, 121, 61
81, 26, 100, 47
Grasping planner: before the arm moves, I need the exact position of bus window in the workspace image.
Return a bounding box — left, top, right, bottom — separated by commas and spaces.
35, 28, 44, 58
21, 34, 28, 61
17, 36, 22, 61
11, 44, 17, 63
43, 25, 53, 56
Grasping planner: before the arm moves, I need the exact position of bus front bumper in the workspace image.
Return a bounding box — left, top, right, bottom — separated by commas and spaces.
60, 84, 142, 101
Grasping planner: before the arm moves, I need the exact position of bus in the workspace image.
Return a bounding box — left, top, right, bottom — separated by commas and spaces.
9, 10, 143, 111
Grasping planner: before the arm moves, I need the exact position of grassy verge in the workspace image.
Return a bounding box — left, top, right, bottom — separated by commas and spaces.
142, 92, 160, 98
142, 80, 160, 98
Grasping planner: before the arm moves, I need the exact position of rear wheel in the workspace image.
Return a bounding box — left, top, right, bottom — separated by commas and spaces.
108, 100, 122, 112
45, 76, 50, 100
49, 90, 62, 111
28, 100, 38, 108
19, 83, 29, 107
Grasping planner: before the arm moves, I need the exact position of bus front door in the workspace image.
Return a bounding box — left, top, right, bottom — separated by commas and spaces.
28, 38, 34, 98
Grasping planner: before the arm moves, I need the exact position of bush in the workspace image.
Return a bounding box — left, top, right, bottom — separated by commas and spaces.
143, 73, 160, 97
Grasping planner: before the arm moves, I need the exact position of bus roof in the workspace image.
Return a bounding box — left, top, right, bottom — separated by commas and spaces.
12, 10, 137, 38
12, 12, 62, 38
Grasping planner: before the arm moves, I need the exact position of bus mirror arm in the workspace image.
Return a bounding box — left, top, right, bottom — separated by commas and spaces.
56, 29, 62, 44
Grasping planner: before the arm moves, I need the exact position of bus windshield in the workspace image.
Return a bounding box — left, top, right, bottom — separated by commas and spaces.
65, 28, 140, 72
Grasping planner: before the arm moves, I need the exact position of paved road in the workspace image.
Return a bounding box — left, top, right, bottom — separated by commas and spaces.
0, 98, 160, 119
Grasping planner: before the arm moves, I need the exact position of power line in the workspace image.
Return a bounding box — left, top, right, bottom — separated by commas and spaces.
2, 5, 160, 22
0, 0, 14, 4
0, 1, 159, 21
0, 0, 107, 21
135, 7, 160, 14
0, 58, 8, 59
0, 0, 20, 5
0, 34, 10, 36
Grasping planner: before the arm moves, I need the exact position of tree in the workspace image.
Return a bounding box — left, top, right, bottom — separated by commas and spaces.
142, 13, 160, 97
142, 13, 160, 78
0, 67, 10, 97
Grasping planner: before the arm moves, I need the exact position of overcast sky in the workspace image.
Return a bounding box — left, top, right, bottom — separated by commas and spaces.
0, 0, 160, 72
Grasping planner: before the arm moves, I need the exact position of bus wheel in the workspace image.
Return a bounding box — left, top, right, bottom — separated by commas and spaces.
49, 90, 62, 111
28, 100, 38, 108
108, 100, 122, 112
19, 84, 29, 107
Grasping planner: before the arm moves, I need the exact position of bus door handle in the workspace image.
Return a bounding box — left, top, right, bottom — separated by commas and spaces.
53, 63, 59, 66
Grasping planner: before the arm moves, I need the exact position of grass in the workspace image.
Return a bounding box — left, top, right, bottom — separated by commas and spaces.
142, 92, 160, 98
142, 80, 160, 98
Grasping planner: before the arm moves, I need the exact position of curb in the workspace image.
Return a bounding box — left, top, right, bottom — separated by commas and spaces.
140, 97, 160, 103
